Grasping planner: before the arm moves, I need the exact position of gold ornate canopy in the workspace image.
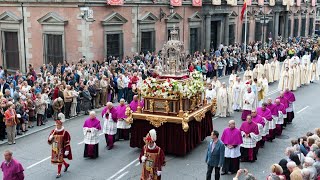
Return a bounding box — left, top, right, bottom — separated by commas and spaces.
126, 28, 217, 132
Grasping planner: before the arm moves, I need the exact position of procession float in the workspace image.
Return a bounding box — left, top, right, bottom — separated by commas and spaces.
126, 29, 217, 156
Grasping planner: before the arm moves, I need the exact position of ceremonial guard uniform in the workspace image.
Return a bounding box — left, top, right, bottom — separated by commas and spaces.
139, 129, 165, 180
48, 113, 72, 178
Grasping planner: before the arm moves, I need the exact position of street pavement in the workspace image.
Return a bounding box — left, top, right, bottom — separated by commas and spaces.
0, 74, 318, 180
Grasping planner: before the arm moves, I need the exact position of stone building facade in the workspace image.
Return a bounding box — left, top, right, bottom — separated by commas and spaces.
0, 0, 315, 72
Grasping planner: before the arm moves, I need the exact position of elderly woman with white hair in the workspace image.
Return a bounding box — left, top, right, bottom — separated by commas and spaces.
102, 102, 118, 150
302, 157, 317, 180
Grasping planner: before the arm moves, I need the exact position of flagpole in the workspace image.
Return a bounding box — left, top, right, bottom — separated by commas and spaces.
244, 3, 247, 54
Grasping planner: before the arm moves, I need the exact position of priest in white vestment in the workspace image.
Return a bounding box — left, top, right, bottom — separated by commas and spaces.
281, 56, 290, 73
294, 64, 301, 88
227, 84, 234, 116
288, 66, 296, 91
216, 83, 228, 117
229, 70, 237, 85
241, 87, 256, 121
256, 60, 265, 80
270, 58, 280, 82
310, 60, 319, 83
243, 66, 253, 81
232, 77, 243, 111
278, 67, 290, 91
259, 74, 269, 105
211, 76, 221, 93
264, 60, 273, 83
301, 63, 310, 85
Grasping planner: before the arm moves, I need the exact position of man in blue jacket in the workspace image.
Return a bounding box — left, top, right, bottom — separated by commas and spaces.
205, 130, 225, 180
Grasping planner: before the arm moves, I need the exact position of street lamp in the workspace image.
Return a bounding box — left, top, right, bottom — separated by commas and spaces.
259, 5, 269, 49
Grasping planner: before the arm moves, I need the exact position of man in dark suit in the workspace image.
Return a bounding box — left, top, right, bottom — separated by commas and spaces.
0, 78, 9, 95
205, 130, 225, 180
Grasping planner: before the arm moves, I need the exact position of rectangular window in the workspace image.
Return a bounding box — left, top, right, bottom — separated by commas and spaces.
45, 34, 63, 67
3, 31, 19, 70
106, 33, 123, 59
189, 28, 199, 54
255, 22, 262, 42
309, 18, 314, 36
301, 18, 306, 37
229, 24, 235, 45
141, 31, 155, 54
293, 19, 299, 37
288, 19, 292, 37
267, 20, 273, 39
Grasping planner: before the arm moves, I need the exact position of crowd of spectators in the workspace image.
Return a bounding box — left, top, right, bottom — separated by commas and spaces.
0, 36, 318, 144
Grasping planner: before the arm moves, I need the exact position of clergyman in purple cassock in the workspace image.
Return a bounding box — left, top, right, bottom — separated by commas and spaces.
266, 99, 277, 141
221, 120, 243, 174
256, 103, 272, 146
277, 91, 289, 127
274, 99, 286, 136
83, 112, 101, 158
284, 89, 296, 123
240, 115, 259, 162
116, 99, 131, 140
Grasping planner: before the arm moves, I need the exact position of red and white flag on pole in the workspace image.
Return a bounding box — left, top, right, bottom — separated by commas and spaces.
107, 0, 124, 5
240, 0, 247, 21
171, 0, 182, 6
192, 0, 202, 6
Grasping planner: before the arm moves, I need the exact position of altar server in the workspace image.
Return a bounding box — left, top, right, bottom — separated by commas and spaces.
48, 113, 72, 178
205, 84, 216, 104
241, 87, 255, 121
221, 120, 242, 175
240, 115, 259, 162
139, 129, 165, 180
83, 111, 101, 158
102, 102, 118, 150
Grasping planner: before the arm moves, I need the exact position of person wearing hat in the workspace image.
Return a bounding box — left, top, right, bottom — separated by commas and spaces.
48, 113, 72, 178
139, 129, 165, 180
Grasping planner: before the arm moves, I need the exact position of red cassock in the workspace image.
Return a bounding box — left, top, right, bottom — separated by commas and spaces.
139, 145, 165, 180
48, 129, 72, 164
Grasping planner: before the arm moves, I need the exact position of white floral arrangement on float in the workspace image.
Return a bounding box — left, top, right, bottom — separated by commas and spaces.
139, 71, 204, 99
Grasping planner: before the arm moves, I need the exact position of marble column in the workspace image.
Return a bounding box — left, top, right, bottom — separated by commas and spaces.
284, 12, 289, 39
274, 12, 280, 40
224, 15, 230, 45
205, 15, 211, 51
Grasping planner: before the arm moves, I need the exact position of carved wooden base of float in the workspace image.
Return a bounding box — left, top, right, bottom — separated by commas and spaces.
126, 104, 213, 132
